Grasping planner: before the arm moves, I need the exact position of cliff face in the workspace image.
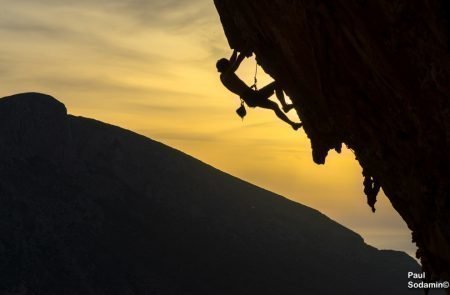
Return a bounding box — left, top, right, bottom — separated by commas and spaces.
214, 0, 450, 280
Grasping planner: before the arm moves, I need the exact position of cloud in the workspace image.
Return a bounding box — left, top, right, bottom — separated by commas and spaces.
119, 0, 215, 30
120, 101, 224, 114
34, 76, 178, 96
0, 0, 215, 32
0, 19, 63, 37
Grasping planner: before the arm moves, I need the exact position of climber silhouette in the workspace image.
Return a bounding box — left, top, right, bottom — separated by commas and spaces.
217, 49, 303, 130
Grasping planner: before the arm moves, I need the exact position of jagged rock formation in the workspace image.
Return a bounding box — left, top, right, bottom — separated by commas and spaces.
0, 93, 421, 294
214, 0, 450, 281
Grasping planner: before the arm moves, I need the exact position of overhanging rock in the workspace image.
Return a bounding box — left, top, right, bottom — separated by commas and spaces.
214, 0, 450, 281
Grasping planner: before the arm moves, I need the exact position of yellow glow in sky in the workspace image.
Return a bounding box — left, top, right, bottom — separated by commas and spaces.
0, 0, 415, 256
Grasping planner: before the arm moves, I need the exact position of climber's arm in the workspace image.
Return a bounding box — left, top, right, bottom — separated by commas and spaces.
229, 43, 253, 72
229, 49, 238, 64
230, 51, 246, 72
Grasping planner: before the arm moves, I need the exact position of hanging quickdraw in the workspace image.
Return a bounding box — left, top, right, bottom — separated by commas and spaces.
236, 59, 258, 120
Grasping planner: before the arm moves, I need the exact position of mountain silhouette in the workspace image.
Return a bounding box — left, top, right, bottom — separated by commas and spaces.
0, 93, 421, 295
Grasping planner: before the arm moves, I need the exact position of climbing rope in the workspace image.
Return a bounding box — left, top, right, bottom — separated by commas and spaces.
250, 60, 258, 90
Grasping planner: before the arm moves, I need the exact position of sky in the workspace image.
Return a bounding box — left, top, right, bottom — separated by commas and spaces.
0, 0, 416, 257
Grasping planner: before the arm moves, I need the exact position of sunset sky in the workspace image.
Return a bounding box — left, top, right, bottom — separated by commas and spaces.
0, 0, 415, 256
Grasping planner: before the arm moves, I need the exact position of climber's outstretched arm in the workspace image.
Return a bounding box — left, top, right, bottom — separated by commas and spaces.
229, 49, 238, 64
228, 50, 246, 73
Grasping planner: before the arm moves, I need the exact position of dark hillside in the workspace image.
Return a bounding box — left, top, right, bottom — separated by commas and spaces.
0, 93, 420, 294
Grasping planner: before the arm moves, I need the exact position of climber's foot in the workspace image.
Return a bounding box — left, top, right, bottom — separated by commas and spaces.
283, 104, 295, 113
292, 122, 303, 131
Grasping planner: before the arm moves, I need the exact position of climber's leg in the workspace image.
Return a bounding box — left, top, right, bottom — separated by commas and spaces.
258, 100, 303, 130
258, 82, 276, 100
258, 82, 294, 113
275, 87, 295, 113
